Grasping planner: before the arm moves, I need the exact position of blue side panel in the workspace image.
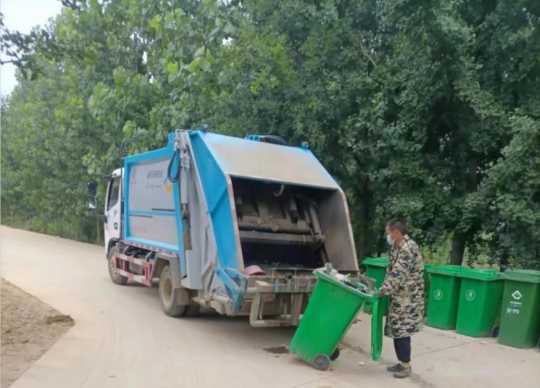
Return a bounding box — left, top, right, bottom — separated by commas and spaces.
125, 237, 179, 253
123, 147, 174, 244
123, 139, 186, 276
129, 210, 176, 217
189, 131, 239, 271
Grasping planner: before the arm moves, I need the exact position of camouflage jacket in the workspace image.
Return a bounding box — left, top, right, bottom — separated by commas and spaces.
381, 236, 424, 338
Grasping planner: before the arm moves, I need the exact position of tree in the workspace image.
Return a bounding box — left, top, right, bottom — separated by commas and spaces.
2, 0, 539, 269
480, 116, 540, 269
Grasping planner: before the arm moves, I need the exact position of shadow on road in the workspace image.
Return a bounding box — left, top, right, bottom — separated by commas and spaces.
119, 280, 299, 345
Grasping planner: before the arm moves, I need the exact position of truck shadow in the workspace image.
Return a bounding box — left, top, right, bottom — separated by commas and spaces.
122, 280, 300, 349
115, 280, 337, 370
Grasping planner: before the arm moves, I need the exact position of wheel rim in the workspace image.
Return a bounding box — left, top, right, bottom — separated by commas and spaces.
108, 256, 116, 276
162, 276, 173, 306
313, 355, 330, 371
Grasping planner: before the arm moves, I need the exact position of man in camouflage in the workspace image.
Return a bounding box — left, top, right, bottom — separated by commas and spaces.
380, 218, 424, 378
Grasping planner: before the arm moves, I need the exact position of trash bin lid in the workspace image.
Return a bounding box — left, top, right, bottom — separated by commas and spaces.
314, 269, 375, 298
362, 258, 389, 267
427, 265, 463, 276
456, 268, 501, 281
502, 270, 540, 284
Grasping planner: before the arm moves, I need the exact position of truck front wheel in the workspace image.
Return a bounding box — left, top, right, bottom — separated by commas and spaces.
159, 265, 188, 317
108, 246, 128, 285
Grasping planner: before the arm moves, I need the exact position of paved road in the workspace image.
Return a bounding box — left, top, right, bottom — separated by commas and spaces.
5, 227, 538, 388
1, 226, 410, 388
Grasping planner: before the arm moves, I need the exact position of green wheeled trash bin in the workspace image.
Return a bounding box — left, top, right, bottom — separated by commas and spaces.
455, 268, 503, 337
498, 270, 540, 349
362, 258, 389, 315
289, 269, 383, 371
427, 266, 463, 329
363, 259, 433, 316
424, 264, 434, 316
423, 264, 434, 290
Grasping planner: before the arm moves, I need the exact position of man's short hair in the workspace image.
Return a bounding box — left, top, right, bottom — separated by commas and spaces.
387, 218, 408, 235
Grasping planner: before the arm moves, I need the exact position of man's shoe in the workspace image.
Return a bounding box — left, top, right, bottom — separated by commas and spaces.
393, 367, 412, 378
386, 363, 404, 372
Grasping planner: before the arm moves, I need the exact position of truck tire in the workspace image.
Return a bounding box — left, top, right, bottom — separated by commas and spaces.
159, 265, 187, 317
108, 246, 128, 285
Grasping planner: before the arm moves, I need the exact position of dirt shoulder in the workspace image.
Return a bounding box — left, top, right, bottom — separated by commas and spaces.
1, 278, 74, 388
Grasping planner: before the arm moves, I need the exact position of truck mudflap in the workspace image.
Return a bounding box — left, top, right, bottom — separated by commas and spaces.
215, 266, 246, 311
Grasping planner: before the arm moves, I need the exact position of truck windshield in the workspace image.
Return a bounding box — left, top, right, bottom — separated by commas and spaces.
107, 178, 120, 211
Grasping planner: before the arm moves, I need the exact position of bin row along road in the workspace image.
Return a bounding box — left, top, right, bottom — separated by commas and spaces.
2, 226, 539, 388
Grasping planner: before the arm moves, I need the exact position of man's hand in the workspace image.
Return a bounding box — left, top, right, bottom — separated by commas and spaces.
373, 288, 384, 299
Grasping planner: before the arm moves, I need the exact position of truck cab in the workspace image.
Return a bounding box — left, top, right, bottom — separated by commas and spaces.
104, 168, 123, 255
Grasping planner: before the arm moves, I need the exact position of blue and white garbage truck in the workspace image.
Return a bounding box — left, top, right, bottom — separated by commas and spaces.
93, 128, 360, 327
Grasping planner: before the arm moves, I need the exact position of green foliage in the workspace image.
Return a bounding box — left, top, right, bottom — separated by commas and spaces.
1, 62, 102, 242
479, 116, 540, 269
1, 0, 539, 269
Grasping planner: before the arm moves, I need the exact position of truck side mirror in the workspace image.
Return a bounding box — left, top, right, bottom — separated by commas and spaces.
86, 181, 98, 211
87, 199, 97, 210
86, 180, 98, 198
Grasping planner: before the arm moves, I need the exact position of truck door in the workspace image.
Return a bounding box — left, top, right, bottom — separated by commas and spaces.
104, 172, 122, 252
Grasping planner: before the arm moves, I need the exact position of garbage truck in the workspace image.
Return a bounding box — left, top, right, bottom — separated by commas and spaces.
89, 128, 361, 327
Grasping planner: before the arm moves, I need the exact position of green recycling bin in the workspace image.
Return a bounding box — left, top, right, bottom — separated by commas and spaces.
289, 269, 383, 371
455, 268, 503, 337
363, 257, 389, 314
363, 259, 432, 316
498, 270, 540, 349
424, 264, 434, 288
427, 266, 463, 329
424, 264, 435, 316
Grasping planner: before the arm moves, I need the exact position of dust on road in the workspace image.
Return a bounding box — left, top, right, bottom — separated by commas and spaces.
1, 278, 74, 388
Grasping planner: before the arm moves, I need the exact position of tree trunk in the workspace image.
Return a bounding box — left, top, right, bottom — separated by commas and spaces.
356, 176, 373, 264
450, 233, 466, 265
96, 216, 103, 245
357, 206, 368, 263
57, 211, 63, 238
500, 250, 509, 272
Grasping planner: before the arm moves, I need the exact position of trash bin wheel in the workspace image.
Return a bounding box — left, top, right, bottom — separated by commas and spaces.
330, 348, 340, 361
313, 354, 331, 371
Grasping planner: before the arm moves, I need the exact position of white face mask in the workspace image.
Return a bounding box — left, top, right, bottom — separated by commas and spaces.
386, 234, 394, 246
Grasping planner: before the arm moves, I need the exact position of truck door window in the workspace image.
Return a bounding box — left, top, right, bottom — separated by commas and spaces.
107, 178, 120, 211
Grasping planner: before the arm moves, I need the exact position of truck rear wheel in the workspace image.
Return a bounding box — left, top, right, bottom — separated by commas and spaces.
108, 246, 128, 285
159, 265, 188, 317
